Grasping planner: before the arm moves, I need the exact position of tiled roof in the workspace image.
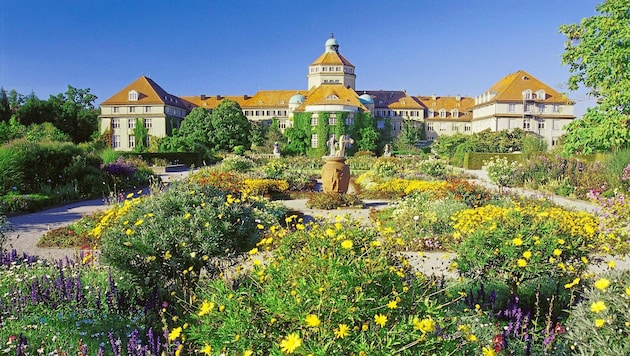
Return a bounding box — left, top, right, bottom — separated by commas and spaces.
481, 70, 574, 104
361, 90, 425, 109
295, 84, 367, 111
310, 51, 354, 66
181, 90, 308, 110
101, 76, 192, 110
417, 95, 475, 121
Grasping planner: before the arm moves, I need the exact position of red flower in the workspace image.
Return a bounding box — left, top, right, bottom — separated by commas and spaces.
493, 334, 503, 352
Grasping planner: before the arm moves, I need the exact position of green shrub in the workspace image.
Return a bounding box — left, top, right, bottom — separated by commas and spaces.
221, 156, 255, 172
306, 192, 364, 210
562, 270, 630, 355
0, 193, 55, 214
97, 182, 284, 304
484, 156, 521, 188
419, 159, 446, 178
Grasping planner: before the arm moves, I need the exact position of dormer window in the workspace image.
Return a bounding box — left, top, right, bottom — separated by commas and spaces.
536, 90, 546, 100
451, 109, 459, 118
439, 109, 447, 118
128, 90, 139, 101
523, 90, 532, 100
325, 94, 339, 100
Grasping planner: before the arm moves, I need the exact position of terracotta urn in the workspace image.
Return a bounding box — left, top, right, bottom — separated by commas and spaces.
321, 156, 350, 193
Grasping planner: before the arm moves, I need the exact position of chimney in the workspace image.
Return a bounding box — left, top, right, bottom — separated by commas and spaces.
216, 95, 222, 100
200, 94, 206, 100
243, 94, 249, 100
456, 95, 461, 101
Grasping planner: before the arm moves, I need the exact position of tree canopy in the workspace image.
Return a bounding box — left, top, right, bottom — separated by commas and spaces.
560, 0, 630, 153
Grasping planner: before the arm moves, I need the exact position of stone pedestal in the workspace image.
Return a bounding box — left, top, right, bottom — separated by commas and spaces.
321, 156, 350, 193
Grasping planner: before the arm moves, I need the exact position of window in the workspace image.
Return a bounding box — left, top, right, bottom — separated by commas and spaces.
113, 107, 119, 113
427, 123, 434, 131
311, 117, 318, 126
328, 115, 337, 125
128, 90, 138, 101
537, 104, 545, 113
553, 105, 561, 113
279, 120, 287, 129
538, 120, 545, 130
130, 106, 135, 113
451, 109, 459, 118
112, 135, 120, 148
311, 134, 318, 148
377, 120, 385, 129
345, 117, 354, 126
523, 90, 532, 100
525, 103, 533, 112
428, 109, 434, 117
439, 123, 446, 131
464, 124, 471, 132
112, 119, 120, 128
452, 124, 459, 132
523, 119, 531, 130
508, 103, 516, 112
552, 137, 559, 146
128, 135, 135, 149
145, 106, 151, 113
144, 118, 152, 129
536, 90, 546, 99
439, 109, 446, 118
128, 119, 135, 129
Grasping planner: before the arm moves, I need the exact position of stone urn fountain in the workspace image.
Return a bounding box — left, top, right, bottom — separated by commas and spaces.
321, 135, 351, 193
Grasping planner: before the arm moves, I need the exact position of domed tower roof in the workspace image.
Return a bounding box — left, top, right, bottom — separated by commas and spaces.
289, 93, 305, 104
359, 93, 374, 104
325, 33, 339, 53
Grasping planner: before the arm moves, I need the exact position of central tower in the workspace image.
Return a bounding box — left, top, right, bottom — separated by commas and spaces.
307, 34, 356, 90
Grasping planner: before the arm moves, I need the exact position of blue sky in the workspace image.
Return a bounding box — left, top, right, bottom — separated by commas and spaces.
1, 0, 601, 117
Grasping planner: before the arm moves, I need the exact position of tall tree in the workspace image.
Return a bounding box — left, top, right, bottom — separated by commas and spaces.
16, 92, 52, 125
48, 86, 99, 143
0, 88, 10, 122
209, 99, 251, 151
169, 107, 214, 152
396, 120, 423, 150
559, 0, 630, 153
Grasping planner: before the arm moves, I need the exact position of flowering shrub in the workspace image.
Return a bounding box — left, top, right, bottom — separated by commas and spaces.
484, 156, 521, 188
241, 178, 289, 197
418, 159, 447, 178
220, 156, 255, 172
562, 270, 630, 354
453, 202, 600, 293
181, 218, 475, 355
589, 190, 630, 255
188, 168, 244, 194
97, 182, 287, 304
306, 192, 363, 209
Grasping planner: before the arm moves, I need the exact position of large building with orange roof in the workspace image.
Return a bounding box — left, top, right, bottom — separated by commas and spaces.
99, 35, 575, 151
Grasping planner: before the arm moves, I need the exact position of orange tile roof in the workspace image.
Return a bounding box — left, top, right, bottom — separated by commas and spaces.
481, 70, 574, 104
417, 96, 474, 121
181, 90, 308, 110
310, 51, 354, 66
101, 76, 193, 110
295, 84, 367, 111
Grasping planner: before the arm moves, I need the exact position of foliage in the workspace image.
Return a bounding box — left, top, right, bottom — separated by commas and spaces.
188, 168, 244, 195
241, 178, 289, 196
485, 156, 522, 188
183, 218, 474, 355
603, 148, 630, 191
453, 202, 600, 293
434, 129, 526, 164
97, 183, 285, 305
220, 155, 254, 172
209, 99, 252, 151
0, 251, 171, 354
562, 270, 630, 355
560, 0, 630, 153
521, 135, 548, 159
306, 192, 363, 209
0, 214, 12, 252
588, 190, 630, 255
164, 107, 213, 153
418, 159, 447, 179
133, 118, 149, 152
38, 211, 103, 248
396, 119, 424, 150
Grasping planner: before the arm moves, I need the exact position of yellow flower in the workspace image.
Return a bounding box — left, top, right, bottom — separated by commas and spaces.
374, 313, 387, 327
125, 229, 134, 236
625, 285, 630, 296
482, 347, 497, 356
243, 351, 253, 356
198, 300, 214, 316
608, 260, 616, 269
164, 250, 172, 260
468, 334, 478, 342
134, 219, 144, 226
590, 301, 607, 313
200, 344, 212, 355
413, 317, 435, 333
257, 224, 264, 230
334, 324, 350, 338
279, 333, 301, 354
553, 249, 562, 256
341, 240, 353, 249
564, 278, 580, 289
595, 319, 606, 328
168, 326, 182, 341
387, 300, 398, 309
370, 240, 382, 247
581, 256, 589, 264
305, 314, 321, 327
249, 247, 259, 255
557, 238, 565, 245
517, 259, 527, 268
512, 237, 523, 246
184, 212, 191, 219
594, 278, 610, 290
523, 251, 532, 259
126, 192, 134, 199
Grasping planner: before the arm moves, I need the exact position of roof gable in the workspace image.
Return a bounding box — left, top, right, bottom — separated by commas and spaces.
481, 70, 573, 104
101, 76, 192, 110
310, 52, 354, 67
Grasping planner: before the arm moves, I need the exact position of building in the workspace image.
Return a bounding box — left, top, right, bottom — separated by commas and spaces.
100, 35, 575, 151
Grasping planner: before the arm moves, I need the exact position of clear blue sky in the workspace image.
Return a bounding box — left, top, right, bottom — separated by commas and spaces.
1, 0, 601, 117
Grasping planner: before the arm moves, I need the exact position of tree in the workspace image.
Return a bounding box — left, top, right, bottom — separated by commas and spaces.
559, 0, 630, 153
209, 99, 251, 151
133, 118, 149, 152
48, 86, 99, 143
396, 120, 423, 150
16, 92, 52, 125
168, 107, 213, 152
0, 88, 10, 122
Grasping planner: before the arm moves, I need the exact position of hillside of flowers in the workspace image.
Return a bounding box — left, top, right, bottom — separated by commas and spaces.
1, 155, 629, 355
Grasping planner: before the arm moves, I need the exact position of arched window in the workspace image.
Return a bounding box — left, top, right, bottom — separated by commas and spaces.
128, 90, 139, 101
439, 109, 447, 118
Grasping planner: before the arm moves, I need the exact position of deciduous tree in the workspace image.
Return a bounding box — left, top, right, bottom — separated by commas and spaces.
560, 0, 630, 153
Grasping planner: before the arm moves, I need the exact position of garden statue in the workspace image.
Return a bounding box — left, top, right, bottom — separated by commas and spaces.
321, 135, 352, 193
384, 143, 391, 157
273, 141, 280, 158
